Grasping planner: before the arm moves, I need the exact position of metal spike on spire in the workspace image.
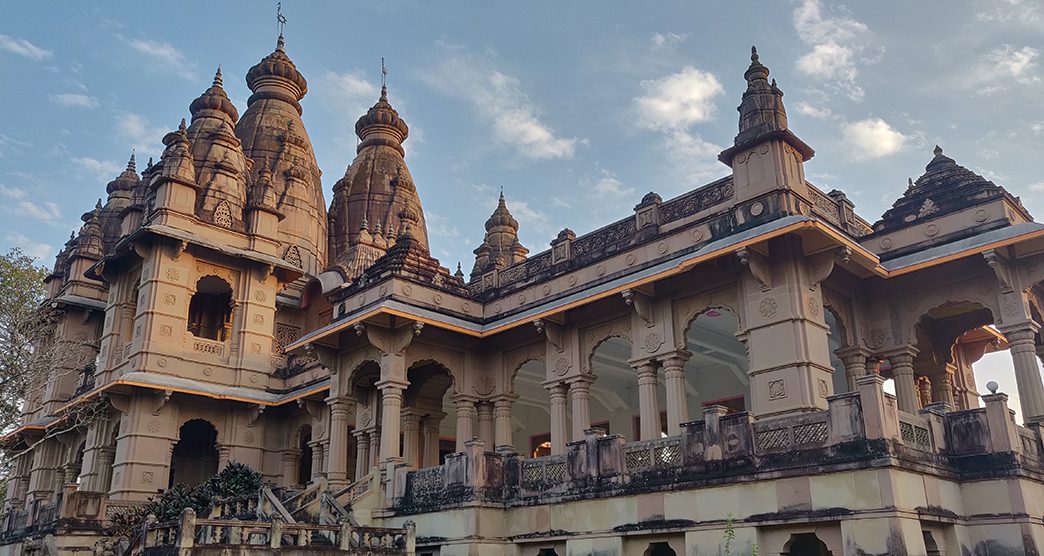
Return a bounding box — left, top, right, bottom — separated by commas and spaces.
127, 150, 136, 172
380, 57, 388, 100
276, 2, 287, 45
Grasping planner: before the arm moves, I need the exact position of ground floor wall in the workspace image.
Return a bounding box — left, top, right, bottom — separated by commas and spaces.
380, 466, 1044, 555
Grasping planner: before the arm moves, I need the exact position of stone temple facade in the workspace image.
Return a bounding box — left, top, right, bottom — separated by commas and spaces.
4, 37, 1044, 556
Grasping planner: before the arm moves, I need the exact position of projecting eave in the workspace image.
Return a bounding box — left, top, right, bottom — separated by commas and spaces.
878, 222, 1044, 275
49, 293, 107, 311
290, 215, 867, 349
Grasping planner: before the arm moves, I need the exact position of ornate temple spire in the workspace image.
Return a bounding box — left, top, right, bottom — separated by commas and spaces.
327, 79, 429, 281
105, 151, 141, 195
237, 25, 326, 280
471, 191, 529, 279
189, 67, 239, 123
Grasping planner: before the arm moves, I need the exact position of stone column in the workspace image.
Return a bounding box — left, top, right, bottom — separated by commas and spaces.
217, 446, 231, 471
548, 383, 568, 456
326, 397, 353, 488
1005, 325, 1044, 422
635, 360, 662, 440
889, 350, 920, 413
308, 441, 324, 483
931, 370, 954, 407
837, 347, 871, 391
368, 431, 381, 467
476, 404, 495, 448
662, 352, 690, 436
918, 377, 933, 409
421, 415, 443, 467
377, 382, 405, 462
454, 397, 477, 453
401, 410, 423, 469
354, 431, 370, 481
493, 397, 515, 450
95, 447, 116, 493
567, 377, 592, 442
280, 450, 299, 487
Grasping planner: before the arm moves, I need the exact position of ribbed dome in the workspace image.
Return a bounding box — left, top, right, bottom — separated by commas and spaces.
355, 85, 410, 155
485, 192, 519, 232
106, 152, 140, 194
190, 68, 239, 122
246, 35, 308, 103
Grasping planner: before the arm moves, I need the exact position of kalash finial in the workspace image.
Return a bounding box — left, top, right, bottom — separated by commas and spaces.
934, 145, 943, 157
213, 66, 222, 87
751, 45, 759, 63
127, 150, 136, 172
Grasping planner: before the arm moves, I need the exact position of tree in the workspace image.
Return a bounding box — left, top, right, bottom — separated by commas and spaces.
0, 248, 51, 433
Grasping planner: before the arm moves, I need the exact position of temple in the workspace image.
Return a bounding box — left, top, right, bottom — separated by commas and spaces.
3, 40, 1044, 556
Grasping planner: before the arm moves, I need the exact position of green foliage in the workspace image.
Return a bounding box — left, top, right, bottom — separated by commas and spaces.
0, 248, 50, 431
107, 462, 262, 538
722, 513, 759, 556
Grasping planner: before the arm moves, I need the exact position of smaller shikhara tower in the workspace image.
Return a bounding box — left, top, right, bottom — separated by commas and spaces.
326, 81, 430, 282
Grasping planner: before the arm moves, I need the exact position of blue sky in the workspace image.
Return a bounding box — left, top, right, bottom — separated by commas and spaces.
1, 1, 1042, 411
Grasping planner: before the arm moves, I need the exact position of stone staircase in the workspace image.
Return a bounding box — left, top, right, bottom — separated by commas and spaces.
128, 475, 413, 555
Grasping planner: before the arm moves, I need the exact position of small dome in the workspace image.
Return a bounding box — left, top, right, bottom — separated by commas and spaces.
245, 35, 308, 99
190, 68, 239, 121
106, 152, 140, 194
355, 85, 410, 154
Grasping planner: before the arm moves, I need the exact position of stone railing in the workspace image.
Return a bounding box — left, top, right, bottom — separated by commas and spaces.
191, 337, 225, 357
394, 378, 1044, 513
140, 508, 416, 554
518, 454, 569, 494
212, 493, 259, 520
897, 411, 934, 451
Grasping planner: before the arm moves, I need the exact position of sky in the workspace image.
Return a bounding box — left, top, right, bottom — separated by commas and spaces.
0, 0, 1042, 415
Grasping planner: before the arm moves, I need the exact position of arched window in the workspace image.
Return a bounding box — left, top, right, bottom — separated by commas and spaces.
169, 419, 218, 488
188, 276, 232, 341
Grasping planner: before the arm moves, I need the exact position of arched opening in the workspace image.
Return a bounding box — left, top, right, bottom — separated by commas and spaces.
643, 541, 677, 556
536, 550, 559, 556
684, 308, 749, 416
297, 425, 313, 486
588, 335, 643, 440
169, 419, 218, 488
782, 532, 832, 556
188, 276, 232, 341
905, 301, 995, 412
825, 309, 849, 394
404, 361, 455, 468
350, 362, 382, 479
510, 359, 552, 457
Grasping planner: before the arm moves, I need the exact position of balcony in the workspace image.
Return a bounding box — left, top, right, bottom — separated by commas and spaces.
390, 376, 1044, 514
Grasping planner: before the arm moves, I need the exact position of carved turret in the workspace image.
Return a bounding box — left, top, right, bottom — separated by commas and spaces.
471, 191, 529, 280
188, 68, 249, 231
719, 46, 814, 205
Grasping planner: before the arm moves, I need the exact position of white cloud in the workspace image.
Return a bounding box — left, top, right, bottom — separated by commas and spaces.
1031, 121, 1044, 135
633, 67, 724, 186
426, 212, 460, 238
4, 233, 52, 261
634, 67, 723, 130
1030, 180, 1044, 193
0, 183, 62, 225
550, 196, 572, 208
794, 101, 833, 119
0, 35, 52, 61
592, 170, 635, 199
0, 133, 30, 158
842, 118, 906, 160
115, 114, 166, 158
650, 32, 689, 52
792, 0, 869, 101
422, 46, 579, 160
72, 157, 121, 180
322, 70, 379, 118
125, 38, 196, 81
985, 45, 1040, 84
49, 92, 98, 109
